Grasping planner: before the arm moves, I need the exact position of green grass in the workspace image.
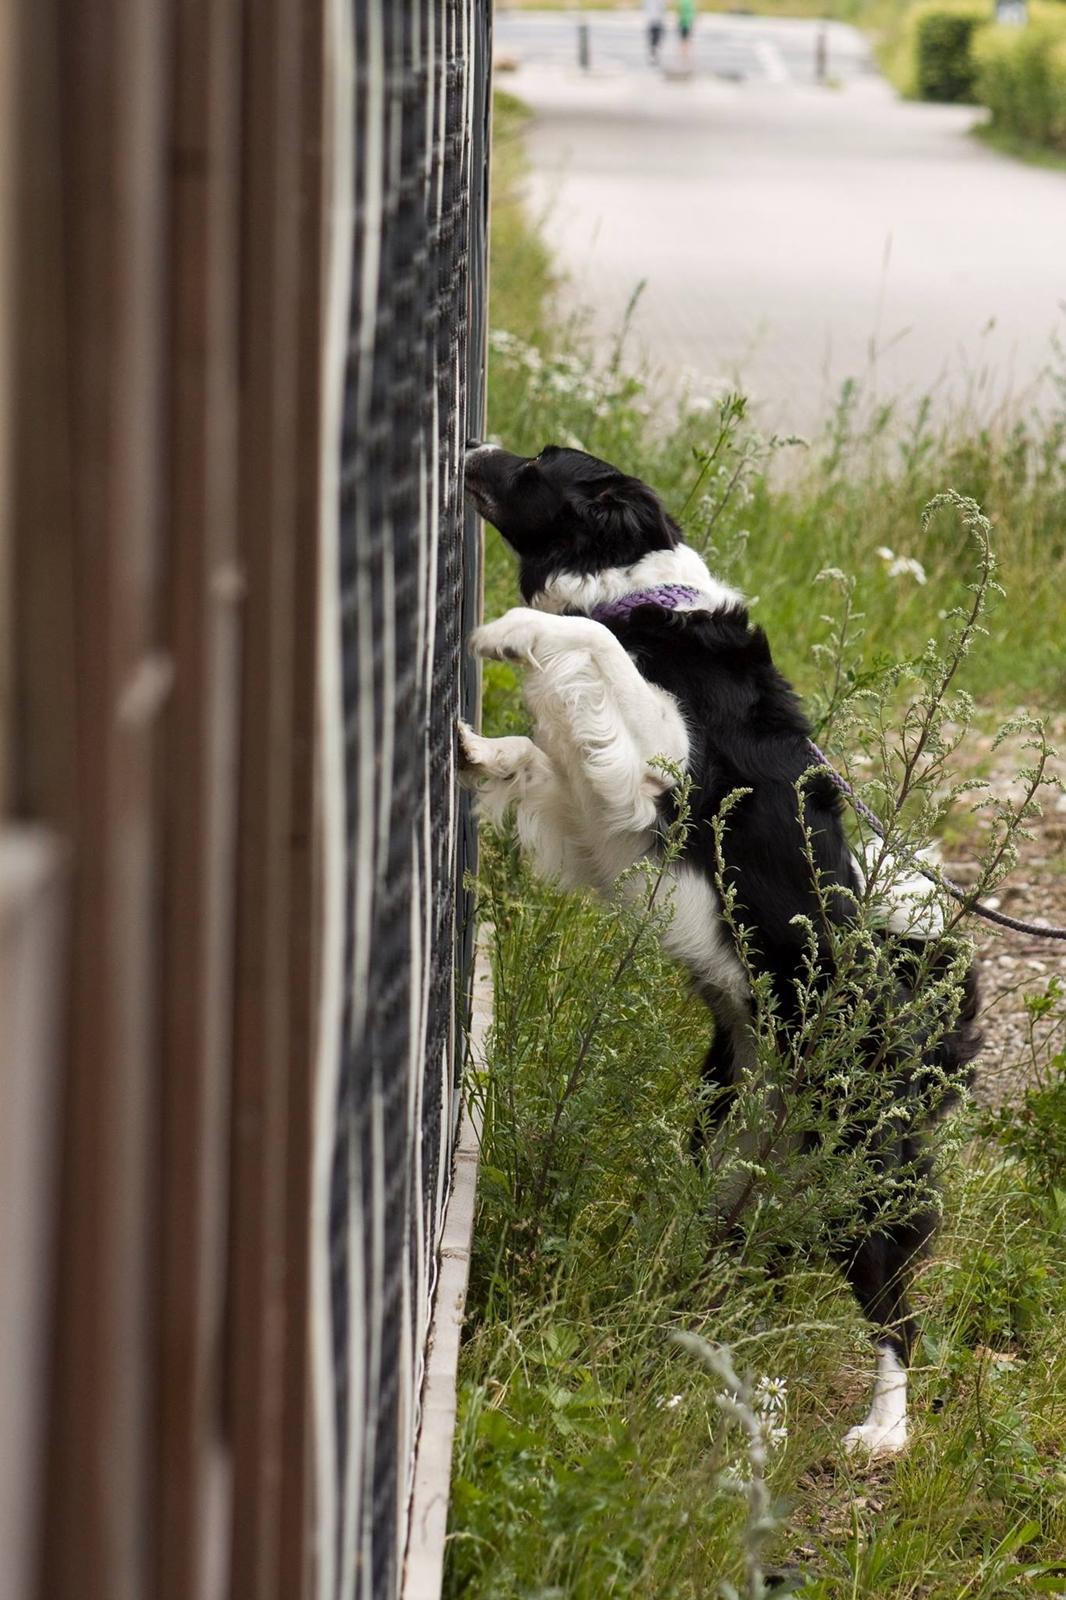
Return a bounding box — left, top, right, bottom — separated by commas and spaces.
448, 851, 1066, 1597
445, 91, 1066, 1599
974, 119, 1066, 172
482, 346, 1066, 705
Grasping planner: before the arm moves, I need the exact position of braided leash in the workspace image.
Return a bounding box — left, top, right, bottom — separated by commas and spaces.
807, 740, 1066, 943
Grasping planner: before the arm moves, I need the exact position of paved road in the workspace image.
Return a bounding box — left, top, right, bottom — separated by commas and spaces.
495, 15, 1066, 434
496, 10, 872, 87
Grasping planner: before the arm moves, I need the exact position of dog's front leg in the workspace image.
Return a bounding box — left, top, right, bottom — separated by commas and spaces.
457, 720, 578, 881
470, 608, 689, 838
457, 720, 552, 820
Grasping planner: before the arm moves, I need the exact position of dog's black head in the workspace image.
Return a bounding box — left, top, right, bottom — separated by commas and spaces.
464, 441, 680, 599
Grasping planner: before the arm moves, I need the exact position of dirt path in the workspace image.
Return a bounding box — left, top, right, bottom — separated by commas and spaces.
945, 720, 1066, 1105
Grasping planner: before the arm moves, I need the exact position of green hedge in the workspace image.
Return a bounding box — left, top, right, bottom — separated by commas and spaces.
973, 14, 1066, 150
908, 1, 990, 102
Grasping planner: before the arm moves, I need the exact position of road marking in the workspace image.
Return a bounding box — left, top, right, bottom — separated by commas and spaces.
754, 39, 789, 85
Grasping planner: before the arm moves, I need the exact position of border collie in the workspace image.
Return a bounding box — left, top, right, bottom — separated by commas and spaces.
460, 440, 980, 1456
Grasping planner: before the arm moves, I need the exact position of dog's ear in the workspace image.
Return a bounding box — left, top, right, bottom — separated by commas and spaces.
583, 476, 681, 550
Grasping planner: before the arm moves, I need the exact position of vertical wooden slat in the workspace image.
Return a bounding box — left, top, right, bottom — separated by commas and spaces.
10, 0, 77, 836
10, 0, 329, 1588
227, 0, 306, 1589
0, 833, 68, 1600
158, 0, 244, 1595
0, 0, 14, 815
278, 0, 329, 1587
33, 0, 171, 1594
9, 10, 79, 1594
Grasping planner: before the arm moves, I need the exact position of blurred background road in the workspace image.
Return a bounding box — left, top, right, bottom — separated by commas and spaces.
496, 10, 874, 85
496, 11, 1066, 433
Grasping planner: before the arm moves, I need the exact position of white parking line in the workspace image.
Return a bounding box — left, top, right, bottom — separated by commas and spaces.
754, 39, 790, 84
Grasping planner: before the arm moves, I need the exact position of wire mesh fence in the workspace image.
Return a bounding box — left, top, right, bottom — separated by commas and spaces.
317, 3, 491, 1595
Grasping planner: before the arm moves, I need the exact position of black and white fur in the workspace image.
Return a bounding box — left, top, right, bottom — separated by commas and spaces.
461, 441, 981, 1456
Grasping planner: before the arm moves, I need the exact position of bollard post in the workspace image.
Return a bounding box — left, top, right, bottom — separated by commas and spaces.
578, 19, 590, 71
815, 24, 828, 82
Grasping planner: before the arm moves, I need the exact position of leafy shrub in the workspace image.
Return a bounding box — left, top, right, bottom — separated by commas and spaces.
982, 979, 1066, 1188
974, 13, 1066, 152
941, 1238, 1053, 1348
996, 1049, 1066, 1184
908, 0, 989, 102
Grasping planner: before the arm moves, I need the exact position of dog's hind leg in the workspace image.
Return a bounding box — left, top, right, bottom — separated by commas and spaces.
690, 1028, 738, 1159
837, 1214, 933, 1455
845, 1337, 910, 1457
690, 1001, 755, 1159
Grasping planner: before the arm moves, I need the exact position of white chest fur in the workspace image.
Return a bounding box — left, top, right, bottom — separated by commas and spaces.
465, 602, 749, 1007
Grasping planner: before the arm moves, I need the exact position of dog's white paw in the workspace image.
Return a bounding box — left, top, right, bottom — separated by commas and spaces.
451, 720, 492, 780
469, 608, 545, 666
456, 721, 536, 789
842, 1418, 908, 1458
456, 718, 485, 775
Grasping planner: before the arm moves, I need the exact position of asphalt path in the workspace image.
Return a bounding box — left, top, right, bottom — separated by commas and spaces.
495, 13, 1066, 434
495, 10, 873, 87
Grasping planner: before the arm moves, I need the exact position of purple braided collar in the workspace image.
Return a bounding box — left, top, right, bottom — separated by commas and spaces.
590, 583, 701, 623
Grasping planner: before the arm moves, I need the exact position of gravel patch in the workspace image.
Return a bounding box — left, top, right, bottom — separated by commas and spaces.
943, 718, 1066, 1107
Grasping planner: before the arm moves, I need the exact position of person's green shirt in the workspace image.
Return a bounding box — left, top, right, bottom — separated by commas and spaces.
679, 0, 696, 23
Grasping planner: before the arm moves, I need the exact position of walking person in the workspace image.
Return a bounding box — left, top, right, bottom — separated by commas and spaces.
644, 0, 666, 64
678, 0, 696, 67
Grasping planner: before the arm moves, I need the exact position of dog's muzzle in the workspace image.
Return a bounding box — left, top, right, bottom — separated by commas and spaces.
464, 439, 500, 464
463, 441, 501, 519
